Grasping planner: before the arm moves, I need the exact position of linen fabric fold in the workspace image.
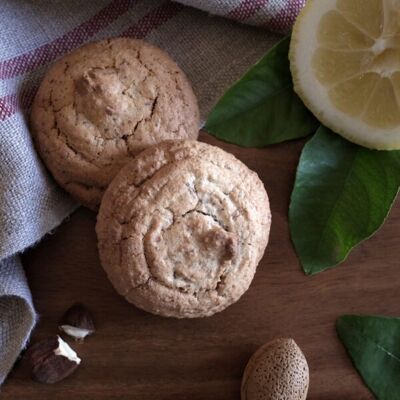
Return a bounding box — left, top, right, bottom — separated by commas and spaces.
0, 257, 36, 384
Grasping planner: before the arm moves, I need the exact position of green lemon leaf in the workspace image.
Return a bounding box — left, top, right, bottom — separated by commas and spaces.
337, 315, 400, 400
204, 36, 319, 147
289, 126, 400, 275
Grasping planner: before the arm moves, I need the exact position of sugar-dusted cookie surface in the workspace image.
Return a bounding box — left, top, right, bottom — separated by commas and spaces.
96, 140, 271, 318
31, 38, 199, 210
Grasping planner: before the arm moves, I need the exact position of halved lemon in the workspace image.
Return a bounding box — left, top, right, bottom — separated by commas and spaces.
290, 0, 400, 149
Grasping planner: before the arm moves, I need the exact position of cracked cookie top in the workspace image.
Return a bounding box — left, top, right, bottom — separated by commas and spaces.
30, 38, 200, 210
96, 140, 271, 318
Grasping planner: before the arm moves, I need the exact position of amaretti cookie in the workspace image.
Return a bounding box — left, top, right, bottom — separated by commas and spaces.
31, 38, 199, 210
96, 140, 271, 318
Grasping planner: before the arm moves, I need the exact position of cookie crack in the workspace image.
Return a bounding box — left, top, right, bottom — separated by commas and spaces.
40, 87, 104, 168
150, 95, 158, 119
181, 208, 232, 296
155, 207, 232, 297
191, 209, 228, 231
48, 102, 95, 166
131, 276, 153, 291
137, 48, 188, 114
137, 48, 156, 77
63, 61, 71, 76
118, 93, 159, 148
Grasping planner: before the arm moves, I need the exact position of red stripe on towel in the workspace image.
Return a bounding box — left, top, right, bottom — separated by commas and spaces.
0, 1, 185, 121
0, 0, 135, 80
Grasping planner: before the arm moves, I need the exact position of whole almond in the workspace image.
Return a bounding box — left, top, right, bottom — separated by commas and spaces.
241, 338, 309, 400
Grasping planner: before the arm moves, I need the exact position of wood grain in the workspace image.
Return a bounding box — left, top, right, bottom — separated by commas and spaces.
3, 132, 399, 399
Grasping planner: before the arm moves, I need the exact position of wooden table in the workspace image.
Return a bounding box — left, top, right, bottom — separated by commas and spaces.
3, 133, 399, 399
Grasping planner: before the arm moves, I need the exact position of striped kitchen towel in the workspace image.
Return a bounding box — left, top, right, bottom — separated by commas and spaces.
177, 0, 304, 32
0, 0, 304, 385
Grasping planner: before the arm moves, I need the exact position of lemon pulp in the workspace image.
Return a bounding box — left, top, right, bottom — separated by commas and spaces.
290, 0, 400, 149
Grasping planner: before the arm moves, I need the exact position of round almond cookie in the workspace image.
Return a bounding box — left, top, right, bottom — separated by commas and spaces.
31, 38, 199, 210
96, 140, 271, 318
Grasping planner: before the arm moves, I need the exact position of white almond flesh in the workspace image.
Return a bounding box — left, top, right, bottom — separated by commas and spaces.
59, 324, 93, 340
54, 336, 81, 364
